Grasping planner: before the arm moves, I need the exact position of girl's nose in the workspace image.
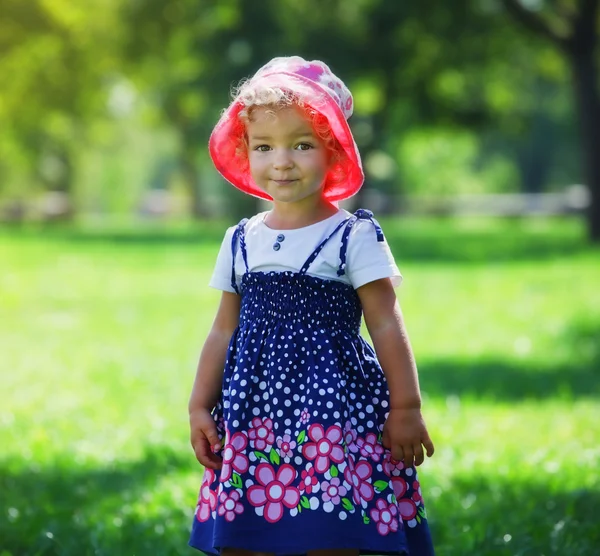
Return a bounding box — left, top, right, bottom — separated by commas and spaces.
272, 149, 294, 170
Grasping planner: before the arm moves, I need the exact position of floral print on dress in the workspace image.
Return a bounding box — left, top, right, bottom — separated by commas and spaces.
344, 456, 375, 506
276, 434, 297, 461
302, 423, 344, 474
220, 431, 249, 482
217, 490, 244, 522
247, 463, 301, 523
321, 477, 348, 510
195, 469, 217, 522
248, 417, 275, 451
370, 499, 399, 536
357, 432, 384, 462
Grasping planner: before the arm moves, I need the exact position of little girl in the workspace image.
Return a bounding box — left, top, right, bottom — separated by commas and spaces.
188, 56, 435, 556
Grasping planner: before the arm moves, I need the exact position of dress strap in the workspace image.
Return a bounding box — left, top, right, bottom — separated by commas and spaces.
230, 218, 249, 293
337, 209, 385, 277
299, 218, 351, 275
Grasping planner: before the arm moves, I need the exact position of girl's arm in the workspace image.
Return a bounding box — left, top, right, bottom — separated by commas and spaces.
189, 291, 241, 469
357, 278, 435, 467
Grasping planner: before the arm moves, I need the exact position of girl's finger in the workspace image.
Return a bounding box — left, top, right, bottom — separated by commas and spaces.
413, 444, 425, 466
391, 445, 404, 462
381, 427, 391, 450
204, 427, 222, 452
422, 431, 435, 457
402, 446, 415, 467
195, 437, 222, 469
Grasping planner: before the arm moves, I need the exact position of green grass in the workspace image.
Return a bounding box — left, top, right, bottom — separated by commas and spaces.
1, 216, 599, 556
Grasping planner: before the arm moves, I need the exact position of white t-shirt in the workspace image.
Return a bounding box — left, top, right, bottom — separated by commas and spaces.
209, 209, 402, 293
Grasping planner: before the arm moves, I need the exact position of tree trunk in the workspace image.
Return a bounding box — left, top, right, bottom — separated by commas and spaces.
42, 146, 75, 221
568, 45, 600, 242
179, 139, 206, 219
500, 0, 599, 240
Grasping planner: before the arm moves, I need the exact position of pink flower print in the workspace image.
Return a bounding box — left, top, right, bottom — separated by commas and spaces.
276, 434, 296, 460
345, 96, 353, 111
220, 431, 249, 482
300, 409, 310, 424
370, 499, 399, 536
217, 490, 243, 522
248, 417, 275, 451
398, 498, 418, 522
344, 458, 374, 505
391, 476, 408, 500
343, 423, 359, 453
195, 469, 217, 522
356, 433, 384, 462
296, 63, 325, 81
247, 463, 300, 523
299, 467, 319, 494
412, 480, 422, 503
383, 454, 405, 477
320, 477, 347, 505
302, 424, 344, 474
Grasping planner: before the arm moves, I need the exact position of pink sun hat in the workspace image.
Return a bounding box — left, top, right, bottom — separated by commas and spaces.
209, 56, 364, 202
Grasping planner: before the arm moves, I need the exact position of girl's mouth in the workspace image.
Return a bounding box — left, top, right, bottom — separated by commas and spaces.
273, 179, 297, 185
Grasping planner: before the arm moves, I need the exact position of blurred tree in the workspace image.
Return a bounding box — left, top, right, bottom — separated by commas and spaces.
121, 0, 273, 219
0, 0, 123, 219
500, 0, 599, 240
268, 0, 575, 205
123, 0, 549, 214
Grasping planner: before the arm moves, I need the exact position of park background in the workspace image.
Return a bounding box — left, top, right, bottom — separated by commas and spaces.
1, 1, 599, 555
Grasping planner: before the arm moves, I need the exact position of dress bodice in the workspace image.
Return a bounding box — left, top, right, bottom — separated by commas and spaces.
239, 271, 362, 335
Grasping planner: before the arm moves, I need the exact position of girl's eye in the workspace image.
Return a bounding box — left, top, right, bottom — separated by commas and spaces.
296, 143, 313, 151
254, 145, 271, 152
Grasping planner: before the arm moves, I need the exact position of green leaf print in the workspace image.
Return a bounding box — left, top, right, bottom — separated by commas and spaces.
300, 495, 311, 509
363, 515, 371, 525
416, 515, 421, 524
297, 503, 303, 513
341, 497, 354, 512
269, 449, 280, 465
374, 480, 389, 493
231, 473, 243, 489
330, 464, 339, 478
418, 506, 428, 519
254, 450, 268, 461
297, 430, 306, 444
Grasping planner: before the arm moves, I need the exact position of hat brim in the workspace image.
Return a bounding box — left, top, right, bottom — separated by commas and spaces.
209, 72, 364, 203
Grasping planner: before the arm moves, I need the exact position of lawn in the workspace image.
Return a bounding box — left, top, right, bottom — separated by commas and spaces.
1, 216, 599, 556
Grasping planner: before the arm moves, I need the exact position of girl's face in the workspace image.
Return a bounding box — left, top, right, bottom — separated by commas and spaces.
246, 105, 329, 207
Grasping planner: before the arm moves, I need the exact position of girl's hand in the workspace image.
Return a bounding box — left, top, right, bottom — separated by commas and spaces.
190, 408, 223, 469
382, 408, 435, 467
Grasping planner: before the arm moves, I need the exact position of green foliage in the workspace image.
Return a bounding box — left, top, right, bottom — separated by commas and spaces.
1, 217, 599, 554
397, 128, 521, 195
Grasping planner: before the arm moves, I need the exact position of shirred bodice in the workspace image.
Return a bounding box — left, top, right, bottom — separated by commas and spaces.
239, 271, 362, 335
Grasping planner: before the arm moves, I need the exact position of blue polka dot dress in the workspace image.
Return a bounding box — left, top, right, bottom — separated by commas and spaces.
190, 210, 434, 555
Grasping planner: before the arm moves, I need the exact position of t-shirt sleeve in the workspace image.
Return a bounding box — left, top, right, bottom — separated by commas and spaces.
345, 218, 403, 289
208, 226, 237, 293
